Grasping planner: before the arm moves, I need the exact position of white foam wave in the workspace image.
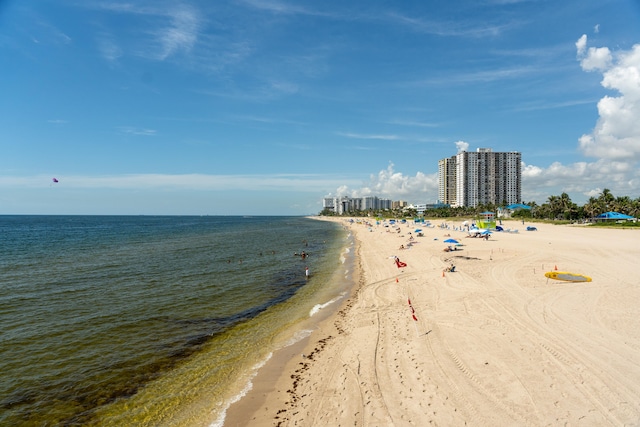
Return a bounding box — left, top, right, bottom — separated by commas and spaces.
208, 353, 272, 427
309, 293, 345, 317
284, 328, 314, 347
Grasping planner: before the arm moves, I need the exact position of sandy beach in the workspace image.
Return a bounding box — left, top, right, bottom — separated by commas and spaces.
226, 217, 640, 426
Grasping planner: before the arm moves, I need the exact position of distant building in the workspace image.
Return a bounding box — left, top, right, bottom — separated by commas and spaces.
322, 195, 393, 214
393, 200, 408, 210
438, 148, 521, 208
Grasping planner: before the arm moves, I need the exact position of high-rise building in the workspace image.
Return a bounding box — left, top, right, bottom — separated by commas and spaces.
438, 156, 457, 206
438, 148, 521, 208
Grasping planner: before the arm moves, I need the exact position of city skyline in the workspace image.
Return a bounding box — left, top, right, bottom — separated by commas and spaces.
1, 1, 639, 215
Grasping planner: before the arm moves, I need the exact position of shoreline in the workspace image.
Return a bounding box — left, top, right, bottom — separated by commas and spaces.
223, 217, 360, 426
227, 217, 640, 426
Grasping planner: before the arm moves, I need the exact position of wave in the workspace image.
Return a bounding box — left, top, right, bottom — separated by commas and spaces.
209, 352, 273, 427
309, 293, 345, 317
208, 327, 314, 427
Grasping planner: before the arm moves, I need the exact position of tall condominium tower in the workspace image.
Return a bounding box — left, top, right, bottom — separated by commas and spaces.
438, 148, 521, 208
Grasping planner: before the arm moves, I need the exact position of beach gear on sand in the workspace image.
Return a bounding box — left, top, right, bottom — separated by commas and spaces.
544, 271, 592, 282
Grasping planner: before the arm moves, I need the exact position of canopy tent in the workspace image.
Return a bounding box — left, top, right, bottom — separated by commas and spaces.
594, 211, 635, 221
506, 203, 531, 210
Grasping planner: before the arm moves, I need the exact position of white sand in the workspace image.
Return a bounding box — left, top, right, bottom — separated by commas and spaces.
232, 218, 640, 426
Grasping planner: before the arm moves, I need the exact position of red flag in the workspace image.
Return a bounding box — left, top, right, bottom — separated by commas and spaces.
412, 314, 418, 321
408, 298, 412, 305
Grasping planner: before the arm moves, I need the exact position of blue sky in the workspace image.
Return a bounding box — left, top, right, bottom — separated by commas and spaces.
1, 0, 639, 215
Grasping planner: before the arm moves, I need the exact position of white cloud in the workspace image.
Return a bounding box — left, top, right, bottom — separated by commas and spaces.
118, 126, 157, 136
521, 158, 640, 202
329, 163, 438, 202
580, 46, 612, 71
576, 34, 612, 71
455, 140, 469, 153
577, 37, 640, 161
92, 2, 202, 61
575, 34, 587, 56
155, 5, 200, 60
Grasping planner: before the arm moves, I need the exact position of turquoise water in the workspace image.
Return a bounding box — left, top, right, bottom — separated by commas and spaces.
0, 216, 352, 426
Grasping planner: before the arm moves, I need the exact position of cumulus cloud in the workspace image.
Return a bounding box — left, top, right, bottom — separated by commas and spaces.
522, 159, 640, 202
576, 35, 640, 161
576, 34, 612, 71
455, 140, 469, 153
330, 163, 438, 201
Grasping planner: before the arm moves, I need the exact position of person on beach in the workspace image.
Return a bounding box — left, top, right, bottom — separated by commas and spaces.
305, 267, 310, 278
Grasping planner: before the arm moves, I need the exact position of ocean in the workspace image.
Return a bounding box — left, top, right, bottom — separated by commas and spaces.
0, 215, 353, 426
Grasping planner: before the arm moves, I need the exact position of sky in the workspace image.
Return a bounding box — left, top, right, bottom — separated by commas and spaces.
1, 0, 639, 215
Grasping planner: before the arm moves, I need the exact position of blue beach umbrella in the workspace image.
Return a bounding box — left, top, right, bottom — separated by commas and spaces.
444, 238, 459, 244
414, 229, 422, 232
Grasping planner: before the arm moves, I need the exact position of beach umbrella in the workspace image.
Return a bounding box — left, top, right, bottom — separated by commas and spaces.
414, 229, 422, 232
480, 230, 492, 235
444, 238, 459, 244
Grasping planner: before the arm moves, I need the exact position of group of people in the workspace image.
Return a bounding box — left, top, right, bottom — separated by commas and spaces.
295, 245, 310, 277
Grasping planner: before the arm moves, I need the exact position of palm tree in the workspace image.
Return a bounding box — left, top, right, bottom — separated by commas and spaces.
583, 197, 599, 219
598, 188, 615, 212
546, 195, 561, 219
630, 198, 640, 218
613, 196, 632, 214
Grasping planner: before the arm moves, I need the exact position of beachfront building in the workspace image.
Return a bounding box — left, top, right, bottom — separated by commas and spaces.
392, 200, 408, 210
322, 196, 393, 214
439, 148, 521, 208
438, 156, 457, 206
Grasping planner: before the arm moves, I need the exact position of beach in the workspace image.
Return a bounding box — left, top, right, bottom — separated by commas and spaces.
226, 217, 640, 426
